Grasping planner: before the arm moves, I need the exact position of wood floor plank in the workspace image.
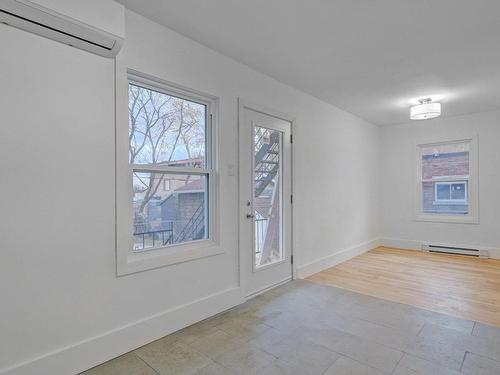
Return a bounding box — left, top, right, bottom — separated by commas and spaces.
306, 247, 500, 326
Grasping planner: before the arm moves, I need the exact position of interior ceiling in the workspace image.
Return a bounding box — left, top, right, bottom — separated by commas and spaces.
116, 0, 500, 126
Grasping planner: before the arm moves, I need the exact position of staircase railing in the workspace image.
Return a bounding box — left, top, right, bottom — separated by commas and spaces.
174, 202, 205, 243
133, 221, 174, 250
255, 131, 280, 196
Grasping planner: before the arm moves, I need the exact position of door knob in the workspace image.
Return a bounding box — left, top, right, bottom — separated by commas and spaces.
246, 213, 255, 219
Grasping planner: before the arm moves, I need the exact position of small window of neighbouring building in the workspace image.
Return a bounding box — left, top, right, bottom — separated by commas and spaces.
435, 182, 467, 203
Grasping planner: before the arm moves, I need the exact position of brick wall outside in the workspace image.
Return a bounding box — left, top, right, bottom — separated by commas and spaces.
422, 152, 468, 179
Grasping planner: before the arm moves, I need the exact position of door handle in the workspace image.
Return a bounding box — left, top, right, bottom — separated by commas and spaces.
246, 213, 255, 219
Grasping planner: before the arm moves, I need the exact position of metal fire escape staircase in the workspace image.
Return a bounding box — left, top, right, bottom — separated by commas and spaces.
254, 130, 280, 264
175, 202, 205, 244
255, 131, 280, 196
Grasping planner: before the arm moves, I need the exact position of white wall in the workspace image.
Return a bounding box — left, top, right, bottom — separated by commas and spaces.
381, 109, 500, 258
0, 9, 380, 375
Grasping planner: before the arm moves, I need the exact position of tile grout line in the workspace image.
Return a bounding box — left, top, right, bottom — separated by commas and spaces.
329, 350, 398, 374
204, 358, 234, 374
416, 322, 426, 337
391, 352, 405, 374
471, 321, 477, 336
134, 352, 161, 375
459, 351, 468, 372
462, 350, 500, 366
320, 354, 341, 375
401, 351, 462, 373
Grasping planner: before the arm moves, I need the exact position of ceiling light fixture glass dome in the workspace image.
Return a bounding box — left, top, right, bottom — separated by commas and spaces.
410, 98, 441, 120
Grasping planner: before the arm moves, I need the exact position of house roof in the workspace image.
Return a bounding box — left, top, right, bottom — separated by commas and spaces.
175, 178, 205, 193
157, 157, 204, 168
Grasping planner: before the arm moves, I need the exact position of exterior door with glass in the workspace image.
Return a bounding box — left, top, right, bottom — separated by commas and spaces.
239, 102, 293, 297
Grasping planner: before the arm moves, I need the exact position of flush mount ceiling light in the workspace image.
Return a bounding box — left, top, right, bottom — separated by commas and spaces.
410, 98, 441, 120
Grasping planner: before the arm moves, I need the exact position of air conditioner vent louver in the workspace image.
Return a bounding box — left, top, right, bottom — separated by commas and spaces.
0, 0, 123, 58
422, 244, 489, 258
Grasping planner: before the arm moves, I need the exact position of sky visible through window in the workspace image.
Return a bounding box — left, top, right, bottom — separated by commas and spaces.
128, 84, 206, 166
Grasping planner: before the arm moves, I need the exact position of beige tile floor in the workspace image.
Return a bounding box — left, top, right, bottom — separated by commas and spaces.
81, 280, 500, 375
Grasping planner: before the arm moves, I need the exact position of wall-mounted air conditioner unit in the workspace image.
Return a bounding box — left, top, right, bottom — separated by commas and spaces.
422, 243, 489, 258
0, 0, 125, 58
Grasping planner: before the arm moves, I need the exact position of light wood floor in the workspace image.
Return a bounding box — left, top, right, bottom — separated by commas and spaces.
307, 247, 500, 327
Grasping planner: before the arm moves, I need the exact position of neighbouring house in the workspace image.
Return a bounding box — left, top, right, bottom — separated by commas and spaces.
133, 158, 207, 249
166, 177, 206, 243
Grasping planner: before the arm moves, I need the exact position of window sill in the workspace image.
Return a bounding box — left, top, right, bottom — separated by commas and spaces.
415, 213, 479, 225
117, 239, 223, 276
432, 201, 468, 206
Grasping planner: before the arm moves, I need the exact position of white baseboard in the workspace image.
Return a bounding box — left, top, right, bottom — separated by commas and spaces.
245, 277, 292, 300
380, 237, 422, 251
1, 287, 243, 375
296, 238, 381, 279
381, 237, 500, 259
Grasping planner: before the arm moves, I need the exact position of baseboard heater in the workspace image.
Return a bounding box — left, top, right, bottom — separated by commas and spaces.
422, 244, 489, 258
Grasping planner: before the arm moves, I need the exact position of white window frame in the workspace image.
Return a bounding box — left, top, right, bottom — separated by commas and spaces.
116, 70, 221, 276
415, 135, 479, 224
434, 181, 468, 204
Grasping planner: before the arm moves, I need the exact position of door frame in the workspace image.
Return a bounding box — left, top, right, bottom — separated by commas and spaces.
237, 98, 296, 298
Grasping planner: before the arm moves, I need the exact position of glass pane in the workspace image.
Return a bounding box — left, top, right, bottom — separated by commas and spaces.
128, 84, 206, 167
132, 172, 208, 251
421, 141, 469, 179
254, 126, 283, 268
423, 181, 468, 215
451, 183, 466, 200
436, 184, 450, 200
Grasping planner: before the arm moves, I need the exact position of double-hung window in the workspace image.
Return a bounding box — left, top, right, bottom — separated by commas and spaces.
415, 136, 478, 224
117, 72, 219, 275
